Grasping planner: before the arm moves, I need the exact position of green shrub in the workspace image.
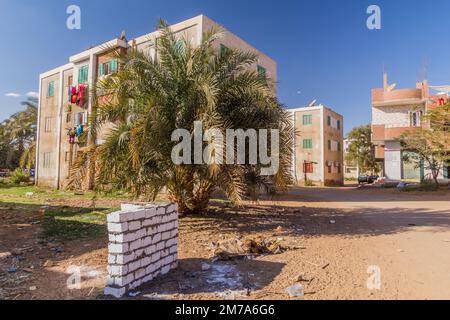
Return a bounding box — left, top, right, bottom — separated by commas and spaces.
10, 169, 30, 184
304, 179, 315, 187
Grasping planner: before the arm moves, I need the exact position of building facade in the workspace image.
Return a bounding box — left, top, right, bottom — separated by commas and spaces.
290, 104, 344, 186
371, 73, 449, 182
36, 15, 277, 189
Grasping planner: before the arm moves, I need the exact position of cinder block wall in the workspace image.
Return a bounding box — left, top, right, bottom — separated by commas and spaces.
104, 203, 178, 298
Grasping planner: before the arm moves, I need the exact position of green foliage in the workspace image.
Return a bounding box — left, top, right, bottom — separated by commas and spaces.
304, 179, 315, 187
346, 125, 378, 174
10, 168, 30, 184
400, 103, 450, 185
0, 97, 38, 169
69, 20, 293, 215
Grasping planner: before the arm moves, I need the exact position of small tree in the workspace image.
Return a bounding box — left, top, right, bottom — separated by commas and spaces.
346, 125, 377, 174
399, 103, 450, 185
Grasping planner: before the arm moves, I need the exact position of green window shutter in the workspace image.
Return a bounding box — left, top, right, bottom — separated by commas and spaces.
327, 116, 331, 126
257, 65, 266, 78
220, 44, 230, 57
47, 81, 54, 97
303, 115, 312, 125
303, 139, 313, 149
111, 59, 118, 73
99, 63, 104, 76
78, 66, 88, 83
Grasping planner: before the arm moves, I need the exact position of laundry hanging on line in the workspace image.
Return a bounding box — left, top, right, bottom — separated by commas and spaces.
69, 84, 88, 107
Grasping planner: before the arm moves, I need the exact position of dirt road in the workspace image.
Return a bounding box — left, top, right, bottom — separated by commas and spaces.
1, 186, 449, 300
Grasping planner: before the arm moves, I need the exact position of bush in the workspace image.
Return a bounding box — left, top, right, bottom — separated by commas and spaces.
10, 169, 30, 184
304, 179, 315, 187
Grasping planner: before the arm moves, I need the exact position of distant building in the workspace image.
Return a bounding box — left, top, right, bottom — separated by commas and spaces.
371, 73, 449, 182
290, 104, 344, 186
35, 15, 277, 189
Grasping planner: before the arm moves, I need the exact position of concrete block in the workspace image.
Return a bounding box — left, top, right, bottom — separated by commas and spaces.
157, 207, 166, 216
171, 229, 178, 238
145, 207, 156, 219
109, 243, 129, 254
121, 203, 145, 211
115, 253, 135, 265
114, 232, 136, 243
128, 260, 141, 272
169, 245, 177, 254
151, 251, 161, 263
130, 238, 142, 251
142, 236, 152, 247
128, 221, 141, 231
140, 256, 151, 267
108, 265, 129, 277
161, 231, 172, 241
135, 268, 146, 280
108, 222, 128, 233
152, 233, 162, 244
104, 286, 126, 298
161, 265, 171, 275
108, 254, 117, 264
132, 210, 146, 220
156, 242, 164, 251
145, 264, 156, 275
134, 229, 146, 240
115, 273, 134, 287
144, 245, 156, 256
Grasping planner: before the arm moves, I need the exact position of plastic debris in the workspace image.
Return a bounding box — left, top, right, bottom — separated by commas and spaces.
7, 267, 17, 273
25, 192, 34, 198
286, 283, 304, 297
29, 286, 37, 291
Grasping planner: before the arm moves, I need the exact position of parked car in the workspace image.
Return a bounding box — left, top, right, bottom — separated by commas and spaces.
358, 174, 379, 185
0, 169, 10, 177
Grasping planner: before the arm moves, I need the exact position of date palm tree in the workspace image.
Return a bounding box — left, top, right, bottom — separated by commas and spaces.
69, 20, 293, 215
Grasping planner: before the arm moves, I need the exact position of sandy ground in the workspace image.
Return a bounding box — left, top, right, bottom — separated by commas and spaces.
1, 186, 449, 300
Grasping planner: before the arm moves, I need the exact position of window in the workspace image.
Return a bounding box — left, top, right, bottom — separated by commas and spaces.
328, 140, 331, 150
328, 165, 332, 174
327, 115, 331, 126
220, 44, 231, 57
75, 112, 86, 126
47, 81, 55, 97
44, 117, 52, 132
410, 111, 423, 127
338, 164, 341, 174
78, 65, 89, 84
338, 142, 341, 152
174, 39, 185, 51
337, 120, 341, 130
43, 152, 52, 169
66, 113, 72, 124
303, 115, 312, 125
257, 65, 266, 79
99, 59, 118, 77
303, 139, 313, 149
68, 76, 73, 87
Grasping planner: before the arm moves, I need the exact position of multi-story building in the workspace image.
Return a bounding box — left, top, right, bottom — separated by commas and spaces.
36, 15, 277, 189
371, 73, 449, 182
290, 104, 344, 186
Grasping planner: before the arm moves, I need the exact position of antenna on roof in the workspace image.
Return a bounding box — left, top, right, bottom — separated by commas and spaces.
387, 83, 397, 92
308, 99, 317, 107
119, 30, 127, 41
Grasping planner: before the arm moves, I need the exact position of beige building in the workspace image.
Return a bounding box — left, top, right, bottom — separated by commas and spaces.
290, 104, 344, 186
36, 15, 277, 189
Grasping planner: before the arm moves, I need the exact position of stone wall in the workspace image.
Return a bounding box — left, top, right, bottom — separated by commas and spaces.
104, 203, 178, 298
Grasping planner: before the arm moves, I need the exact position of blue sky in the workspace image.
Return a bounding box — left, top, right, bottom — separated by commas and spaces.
1, 0, 450, 135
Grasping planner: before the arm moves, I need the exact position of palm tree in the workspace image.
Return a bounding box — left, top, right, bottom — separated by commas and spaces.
69, 21, 293, 215
0, 97, 38, 169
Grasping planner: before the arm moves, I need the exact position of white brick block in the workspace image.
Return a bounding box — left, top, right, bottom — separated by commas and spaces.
109, 243, 129, 254
165, 255, 174, 265
108, 234, 116, 242
135, 268, 146, 280
115, 273, 134, 287
144, 245, 156, 256
161, 215, 168, 224
129, 278, 142, 290
152, 215, 162, 225
157, 224, 167, 233
114, 232, 136, 243
142, 236, 152, 247
161, 249, 169, 258
168, 212, 178, 221
157, 207, 166, 216
152, 233, 162, 244
161, 265, 171, 275
145, 264, 156, 275
115, 253, 135, 265
121, 204, 145, 211
135, 249, 144, 258
106, 276, 115, 286
128, 260, 141, 272
161, 231, 172, 241
171, 229, 178, 237
108, 265, 129, 277
174, 220, 179, 229
143, 274, 153, 283
165, 238, 177, 247
132, 210, 146, 220
151, 251, 161, 263
108, 254, 117, 264
169, 245, 177, 254
167, 204, 176, 213
104, 286, 126, 298
128, 221, 141, 231
142, 219, 153, 227
140, 256, 151, 267
156, 242, 164, 251
145, 207, 156, 219
130, 239, 142, 251
154, 259, 162, 270
134, 229, 146, 239
108, 222, 128, 233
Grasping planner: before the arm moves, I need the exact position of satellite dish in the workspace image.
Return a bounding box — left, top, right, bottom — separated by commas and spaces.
308, 99, 317, 107
387, 83, 397, 92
